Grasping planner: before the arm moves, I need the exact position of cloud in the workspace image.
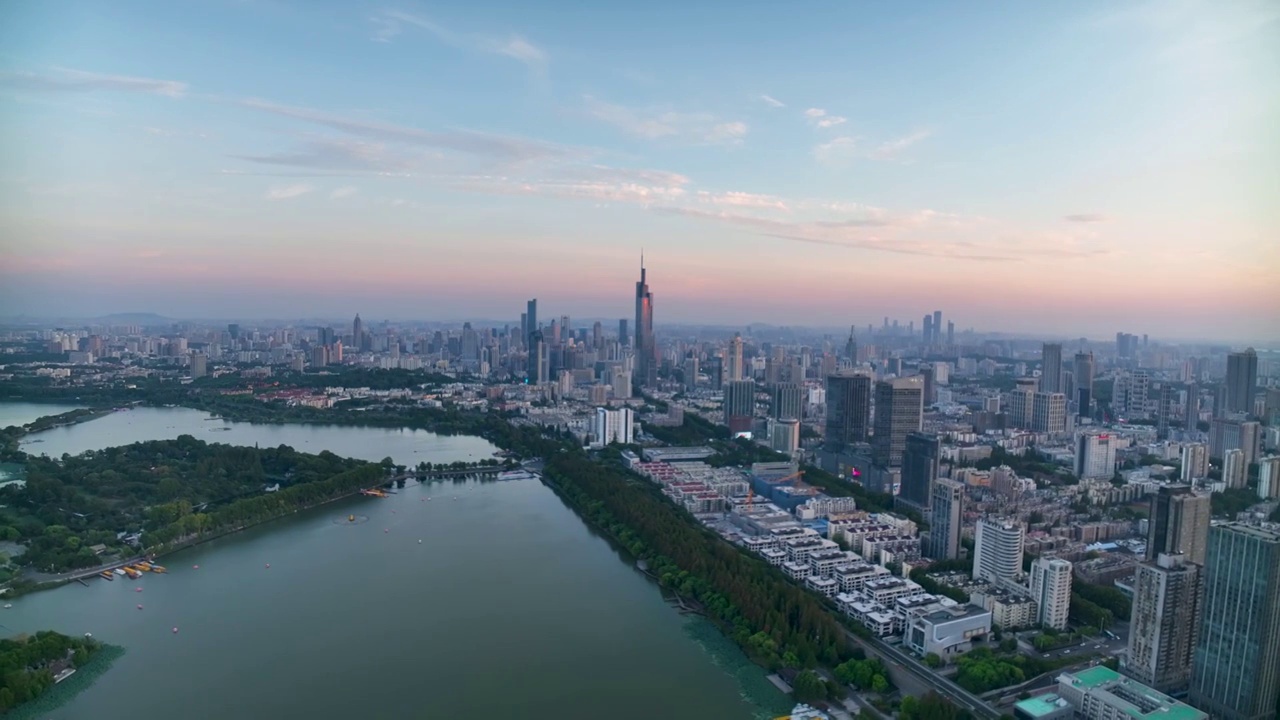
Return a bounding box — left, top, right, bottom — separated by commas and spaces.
556, 165, 691, 187
265, 184, 313, 201
330, 186, 358, 199
457, 178, 687, 205
373, 11, 547, 68
0, 68, 187, 97
869, 130, 932, 159
236, 98, 579, 163
235, 137, 417, 173
804, 107, 847, 128
696, 191, 788, 211
583, 96, 749, 145
813, 136, 859, 164
1063, 213, 1109, 223
760, 94, 785, 108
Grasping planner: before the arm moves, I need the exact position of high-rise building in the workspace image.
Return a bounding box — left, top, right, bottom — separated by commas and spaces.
526, 299, 538, 347
527, 331, 548, 384
1073, 351, 1094, 418
1156, 384, 1172, 439
352, 313, 364, 351
900, 432, 940, 511
768, 418, 800, 456
1031, 557, 1072, 631
592, 407, 635, 447
1007, 377, 1038, 429
973, 517, 1025, 584
1126, 553, 1203, 694
683, 356, 699, 391
825, 372, 872, 447
1075, 431, 1117, 480
872, 376, 924, 468
722, 379, 756, 433
769, 382, 803, 421
189, 353, 207, 379
1222, 449, 1247, 489
1147, 486, 1209, 565
1032, 391, 1067, 434
1180, 443, 1208, 482
932, 311, 942, 344
1260, 457, 1280, 500
929, 478, 964, 560
1225, 348, 1258, 415
1184, 382, 1199, 430
618, 318, 628, 347
1041, 343, 1063, 394
1209, 418, 1261, 466
946, 320, 954, 346
611, 370, 632, 399
633, 259, 655, 387
922, 315, 933, 345
227, 323, 241, 340
726, 334, 744, 382
1190, 523, 1280, 720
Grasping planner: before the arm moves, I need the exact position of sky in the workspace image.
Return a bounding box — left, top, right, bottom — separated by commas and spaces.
0, 0, 1277, 341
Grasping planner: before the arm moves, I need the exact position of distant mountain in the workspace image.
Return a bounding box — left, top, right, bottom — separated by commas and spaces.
91, 312, 175, 326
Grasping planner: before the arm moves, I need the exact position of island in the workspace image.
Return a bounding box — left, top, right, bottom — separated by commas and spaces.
0, 630, 123, 716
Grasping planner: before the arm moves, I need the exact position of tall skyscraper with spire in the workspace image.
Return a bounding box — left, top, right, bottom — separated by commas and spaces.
634, 254, 655, 387
352, 314, 364, 352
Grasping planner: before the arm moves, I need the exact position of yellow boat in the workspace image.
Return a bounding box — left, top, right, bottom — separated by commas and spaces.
149, 564, 167, 573
123, 567, 141, 579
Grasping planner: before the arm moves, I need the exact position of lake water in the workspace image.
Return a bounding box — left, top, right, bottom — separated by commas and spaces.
3, 403, 786, 718
19, 406, 496, 465
0, 402, 85, 429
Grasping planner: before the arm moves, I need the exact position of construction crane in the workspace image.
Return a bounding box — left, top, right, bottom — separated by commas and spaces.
748, 470, 804, 509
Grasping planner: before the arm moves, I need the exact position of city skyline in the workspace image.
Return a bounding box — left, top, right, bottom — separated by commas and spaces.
2, 1, 1278, 341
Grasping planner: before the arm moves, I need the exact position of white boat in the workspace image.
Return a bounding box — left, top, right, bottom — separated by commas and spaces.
114, 569, 127, 576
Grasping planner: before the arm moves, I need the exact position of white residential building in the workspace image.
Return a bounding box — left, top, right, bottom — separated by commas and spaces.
591, 407, 634, 447
1075, 431, 1117, 480
1031, 557, 1073, 631
973, 517, 1025, 584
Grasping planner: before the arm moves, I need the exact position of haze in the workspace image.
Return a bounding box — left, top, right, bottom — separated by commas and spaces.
1, 0, 1277, 341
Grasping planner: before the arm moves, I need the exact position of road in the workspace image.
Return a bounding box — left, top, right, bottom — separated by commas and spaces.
840, 628, 1000, 720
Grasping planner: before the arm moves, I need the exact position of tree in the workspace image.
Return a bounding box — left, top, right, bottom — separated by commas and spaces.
791, 670, 827, 703
923, 652, 943, 668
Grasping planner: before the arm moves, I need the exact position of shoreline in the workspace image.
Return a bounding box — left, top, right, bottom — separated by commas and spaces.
5, 643, 127, 720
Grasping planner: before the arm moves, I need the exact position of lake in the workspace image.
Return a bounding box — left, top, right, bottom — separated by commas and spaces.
3, 404, 788, 718
0, 402, 85, 429
19, 406, 496, 465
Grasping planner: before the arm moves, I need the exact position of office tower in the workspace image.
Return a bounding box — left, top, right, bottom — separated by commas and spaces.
1190, 523, 1280, 720
1222, 449, 1246, 489
1118, 370, 1150, 418
722, 379, 756, 433
768, 418, 800, 455
1210, 418, 1261, 466
919, 365, 935, 406
929, 478, 964, 560
1258, 457, 1280, 500
548, 318, 560, 346
592, 407, 635, 447
592, 321, 603, 349
518, 313, 527, 347
900, 432, 941, 510
1147, 486, 1209, 565
683, 356, 699, 391
189, 353, 207, 379
1156, 384, 1172, 439
1030, 557, 1073, 631
1225, 348, 1258, 415
1041, 343, 1063, 394
844, 325, 858, 363
460, 322, 479, 362
527, 331, 548, 383
769, 382, 803, 421
922, 314, 933, 345
610, 371, 632, 400
1116, 332, 1139, 359
1007, 377, 1038, 429
618, 319, 628, 347
946, 321, 954, 346
1267, 388, 1280, 423
705, 356, 723, 391
1073, 351, 1095, 418
1075, 431, 1117, 480
1126, 553, 1204, 694
932, 311, 942, 344
633, 259, 656, 387
726, 334, 744, 382
526, 299, 538, 346
973, 517, 1025, 583
352, 314, 364, 351
872, 376, 924, 468
825, 372, 872, 446
227, 323, 241, 340
1031, 392, 1067, 434
1180, 443, 1209, 482
1184, 383, 1199, 429
317, 326, 336, 347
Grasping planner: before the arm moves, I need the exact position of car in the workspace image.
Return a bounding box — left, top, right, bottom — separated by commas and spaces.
1042, 654, 1050, 658
1063, 650, 1072, 655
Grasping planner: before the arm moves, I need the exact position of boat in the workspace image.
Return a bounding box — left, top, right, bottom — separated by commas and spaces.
100, 571, 114, 581
114, 568, 126, 576
123, 568, 141, 579
149, 564, 167, 573
137, 562, 153, 571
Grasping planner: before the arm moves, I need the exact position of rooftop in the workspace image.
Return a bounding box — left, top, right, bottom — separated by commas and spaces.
1015, 693, 1071, 718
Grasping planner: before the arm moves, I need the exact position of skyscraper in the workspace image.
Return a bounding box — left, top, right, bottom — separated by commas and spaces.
1224, 348, 1258, 415
1126, 553, 1204, 694
683, 356, 699, 391
929, 478, 964, 560
1180, 443, 1208, 482
726, 333, 744, 382
872, 376, 924, 467
526, 299, 538, 347
1147, 485, 1209, 565
352, 313, 364, 351
722, 379, 756, 434
922, 314, 933, 345
634, 257, 655, 387
1156, 384, 1172, 439
1030, 557, 1073, 631
1041, 343, 1063, 394
618, 318, 628, 347
1075, 431, 1117, 480
932, 310, 942, 345
1222, 449, 1247, 489
527, 330, 548, 383
973, 517, 1024, 583
1209, 418, 1261, 466
900, 432, 940, 511
1031, 391, 1066, 434
1190, 523, 1280, 720
1184, 383, 1199, 429
946, 320, 954, 346
1074, 351, 1094, 418
825, 372, 872, 447
769, 382, 803, 421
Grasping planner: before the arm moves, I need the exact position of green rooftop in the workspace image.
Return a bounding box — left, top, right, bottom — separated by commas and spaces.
1123, 705, 1207, 720
1066, 665, 1121, 688
1014, 694, 1071, 718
